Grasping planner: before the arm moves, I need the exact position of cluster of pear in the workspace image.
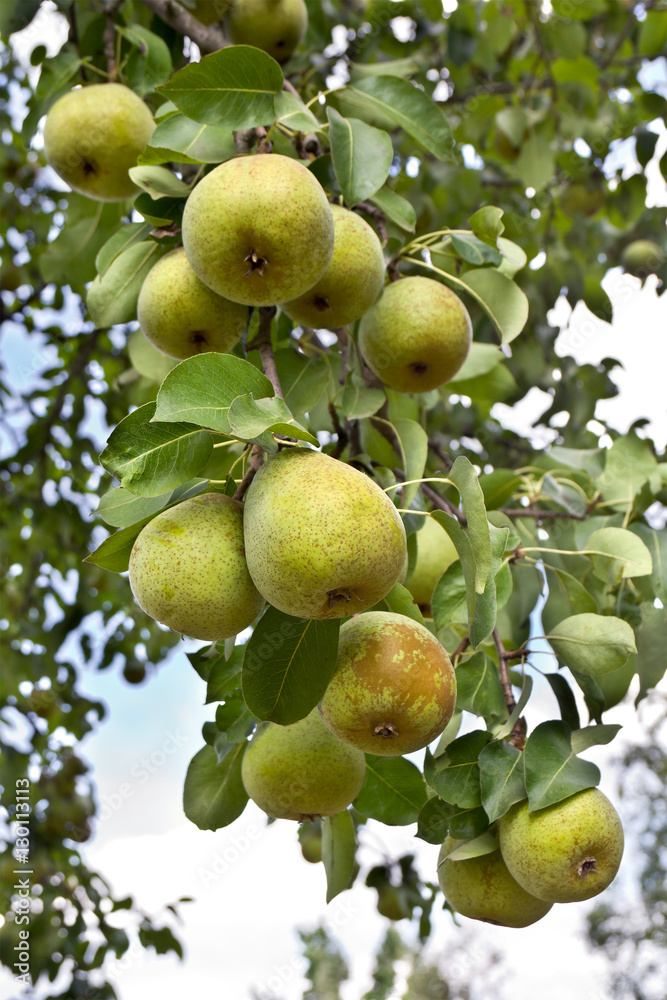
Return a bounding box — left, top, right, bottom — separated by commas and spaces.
438, 787, 624, 927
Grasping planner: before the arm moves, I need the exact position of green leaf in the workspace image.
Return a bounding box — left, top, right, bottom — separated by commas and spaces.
586, 527, 653, 585
391, 417, 428, 510
87, 241, 163, 328
153, 354, 273, 433
629, 522, 666, 602
345, 76, 453, 159
570, 724, 621, 755
457, 268, 529, 345
448, 343, 504, 383
274, 90, 320, 132
326, 109, 393, 206
83, 516, 154, 572
227, 395, 319, 452
541, 475, 588, 517
96, 486, 171, 528
515, 133, 556, 192
182, 743, 248, 831
95, 222, 153, 276
369, 186, 416, 232
450, 233, 502, 266
119, 24, 172, 96
349, 58, 421, 80
274, 350, 330, 419
138, 112, 236, 165
101, 402, 213, 497
355, 755, 427, 826
206, 647, 244, 704
40, 197, 125, 287
478, 741, 526, 823
479, 469, 522, 510
639, 8, 667, 55
454, 651, 507, 724
469, 206, 504, 245
128, 166, 191, 199
597, 431, 658, 512
157, 45, 283, 129
524, 721, 600, 811
548, 613, 636, 676
381, 582, 425, 625
322, 810, 356, 903
241, 607, 340, 725
448, 456, 492, 592
416, 796, 488, 843
342, 374, 385, 419
432, 562, 468, 630
424, 731, 491, 809
444, 830, 499, 861
544, 673, 581, 731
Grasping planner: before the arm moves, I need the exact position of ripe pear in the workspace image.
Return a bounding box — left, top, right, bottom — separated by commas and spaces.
358, 276, 472, 393
281, 205, 385, 329
128, 493, 265, 641
437, 837, 553, 927
404, 515, 459, 608
319, 611, 456, 756
621, 239, 663, 276
43, 83, 154, 202
243, 449, 407, 619
241, 708, 366, 820
182, 154, 334, 306
225, 0, 308, 62
499, 788, 624, 903
137, 248, 248, 360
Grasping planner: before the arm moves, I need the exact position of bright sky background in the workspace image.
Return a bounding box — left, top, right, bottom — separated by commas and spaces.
2, 3, 667, 999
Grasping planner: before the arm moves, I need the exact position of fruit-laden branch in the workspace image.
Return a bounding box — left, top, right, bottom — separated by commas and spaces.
247, 306, 284, 399
141, 0, 228, 53
103, 0, 123, 80
493, 626, 527, 750
352, 202, 388, 245
233, 444, 264, 501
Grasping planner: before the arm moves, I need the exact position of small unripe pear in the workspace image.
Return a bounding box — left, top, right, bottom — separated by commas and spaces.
319, 611, 456, 757
359, 276, 472, 393
437, 837, 553, 928
621, 239, 663, 276
404, 516, 459, 608
44, 83, 155, 201
499, 788, 624, 903
281, 205, 385, 329
190, 0, 230, 24
243, 449, 407, 619
225, 0, 308, 62
241, 709, 366, 820
129, 493, 265, 641
182, 154, 334, 305
137, 248, 248, 360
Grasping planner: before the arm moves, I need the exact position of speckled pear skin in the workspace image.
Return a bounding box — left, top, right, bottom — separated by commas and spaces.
137, 248, 248, 360
243, 449, 407, 619
404, 515, 459, 607
358, 276, 472, 393
43, 83, 155, 202
318, 611, 456, 756
437, 837, 553, 928
225, 0, 307, 62
241, 708, 366, 820
128, 493, 265, 641
281, 205, 385, 329
499, 788, 624, 903
182, 154, 334, 306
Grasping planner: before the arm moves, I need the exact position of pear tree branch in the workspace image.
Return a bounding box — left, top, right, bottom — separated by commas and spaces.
247, 306, 283, 400
233, 445, 264, 501
141, 0, 228, 53
493, 626, 527, 750
103, 0, 123, 80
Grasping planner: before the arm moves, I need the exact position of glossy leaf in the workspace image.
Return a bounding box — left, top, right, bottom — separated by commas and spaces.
322, 810, 356, 903
548, 613, 637, 676
478, 741, 526, 823
87, 241, 163, 328
355, 755, 427, 826
586, 527, 653, 585
327, 108, 393, 205
182, 743, 248, 831
345, 76, 452, 159
227, 395, 319, 451
524, 721, 600, 811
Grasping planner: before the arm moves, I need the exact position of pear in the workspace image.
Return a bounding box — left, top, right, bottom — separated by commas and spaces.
43, 83, 155, 202
621, 239, 663, 276
437, 837, 553, 927
318, 611, 456, 756
137, 248, 248, 360
190, 0, 230, 24
358, 276, 472, 393
281, 205, 385, 329
128, 493, 265, 641
127, 329, 178, 383
499, 788, 624, 903
182, 154, 334, 306
225, 0, 308, 62
298, 821, 323, 863
404, 515, 459, 609
241, 708, 366, 820
243, 449, 407, 619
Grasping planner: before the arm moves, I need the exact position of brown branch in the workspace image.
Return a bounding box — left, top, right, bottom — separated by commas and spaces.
501, 508, 585, 520
247, 307, 283, 399
421, 482, 466, 526
451, 635, 470, 664
328, 403, 348, 460
233, 445, 264, 501
599, 2, 646, 70
334, 326, 349, 386
352, 201, 388, 245
142, 0, 228, 53
493, 627, 527, 750
102, 1, 122, 80
526, 1, 558, 106
427, 438, 453, 471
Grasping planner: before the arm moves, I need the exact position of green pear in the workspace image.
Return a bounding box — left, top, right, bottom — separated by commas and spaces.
128, 493, 265, 641
243, 449, 407, 619
137, 248, 248, 360
437, 837, 553, 928
319, 611, 456, 756
127, 329, 178, 383
225, 0, 308, 62
182, 154, 334, 306
499, 788, 624, 903
376, 884, 412, 921
43, 83, 155, 202
190, 0, 230, 24
621, 239, 663, 275
281, 205, 385, 329
404, 515, 459, 608
298, 820, 323, 863
241, 708, 366, 820
358, 276, 472, 393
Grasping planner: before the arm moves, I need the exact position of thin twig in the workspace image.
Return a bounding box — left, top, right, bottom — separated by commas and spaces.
493, 627, 527, 750
452, 635, 470, 665
599, 2, 647, 70
233, 445, 264, 501
102, 1, 122, 80
352, 201, 388, 245
335, 327, 349, 386
421, 482, 466, 526
142, 0, 228, 53
247, 307, 283, 399
427, 439, 453, 471
501, 508, 585, 520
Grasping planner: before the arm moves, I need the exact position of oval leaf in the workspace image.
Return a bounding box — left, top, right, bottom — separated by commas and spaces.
322, 810, 356, 903
548, 613, 637, 676
587, 527, 653, 585
524, 720, 600, 812
87, 241, 162, 328
327, 108, 394, 206
347, 76, 452, 160
183, 743, 248, 831
354, 755, 427, 826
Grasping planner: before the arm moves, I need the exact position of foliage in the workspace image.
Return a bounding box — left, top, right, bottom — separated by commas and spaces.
1, 1, 666, 996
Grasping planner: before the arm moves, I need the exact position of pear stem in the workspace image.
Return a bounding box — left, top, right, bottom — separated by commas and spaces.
247, 307, 284, 400
493, 627, 527, 750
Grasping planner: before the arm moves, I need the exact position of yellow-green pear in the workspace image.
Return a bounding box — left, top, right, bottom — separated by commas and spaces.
190, 0, 230, 24
225, 0, 308, 62
128, 493, 265, 641
404, 515, 459, 608
127, 329, 178, 383
319, 611, 456, 756
43, 83, 155, 202
437, 837, 553, 927
241, 708, 366, 820
243, 449, 407, 619
281, 205, 385, 329
499, 788, 624, 903
182, 154, 334, 305
137, 248, 248, 359
358, 276, 472, 393
621, 239, 663, 276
